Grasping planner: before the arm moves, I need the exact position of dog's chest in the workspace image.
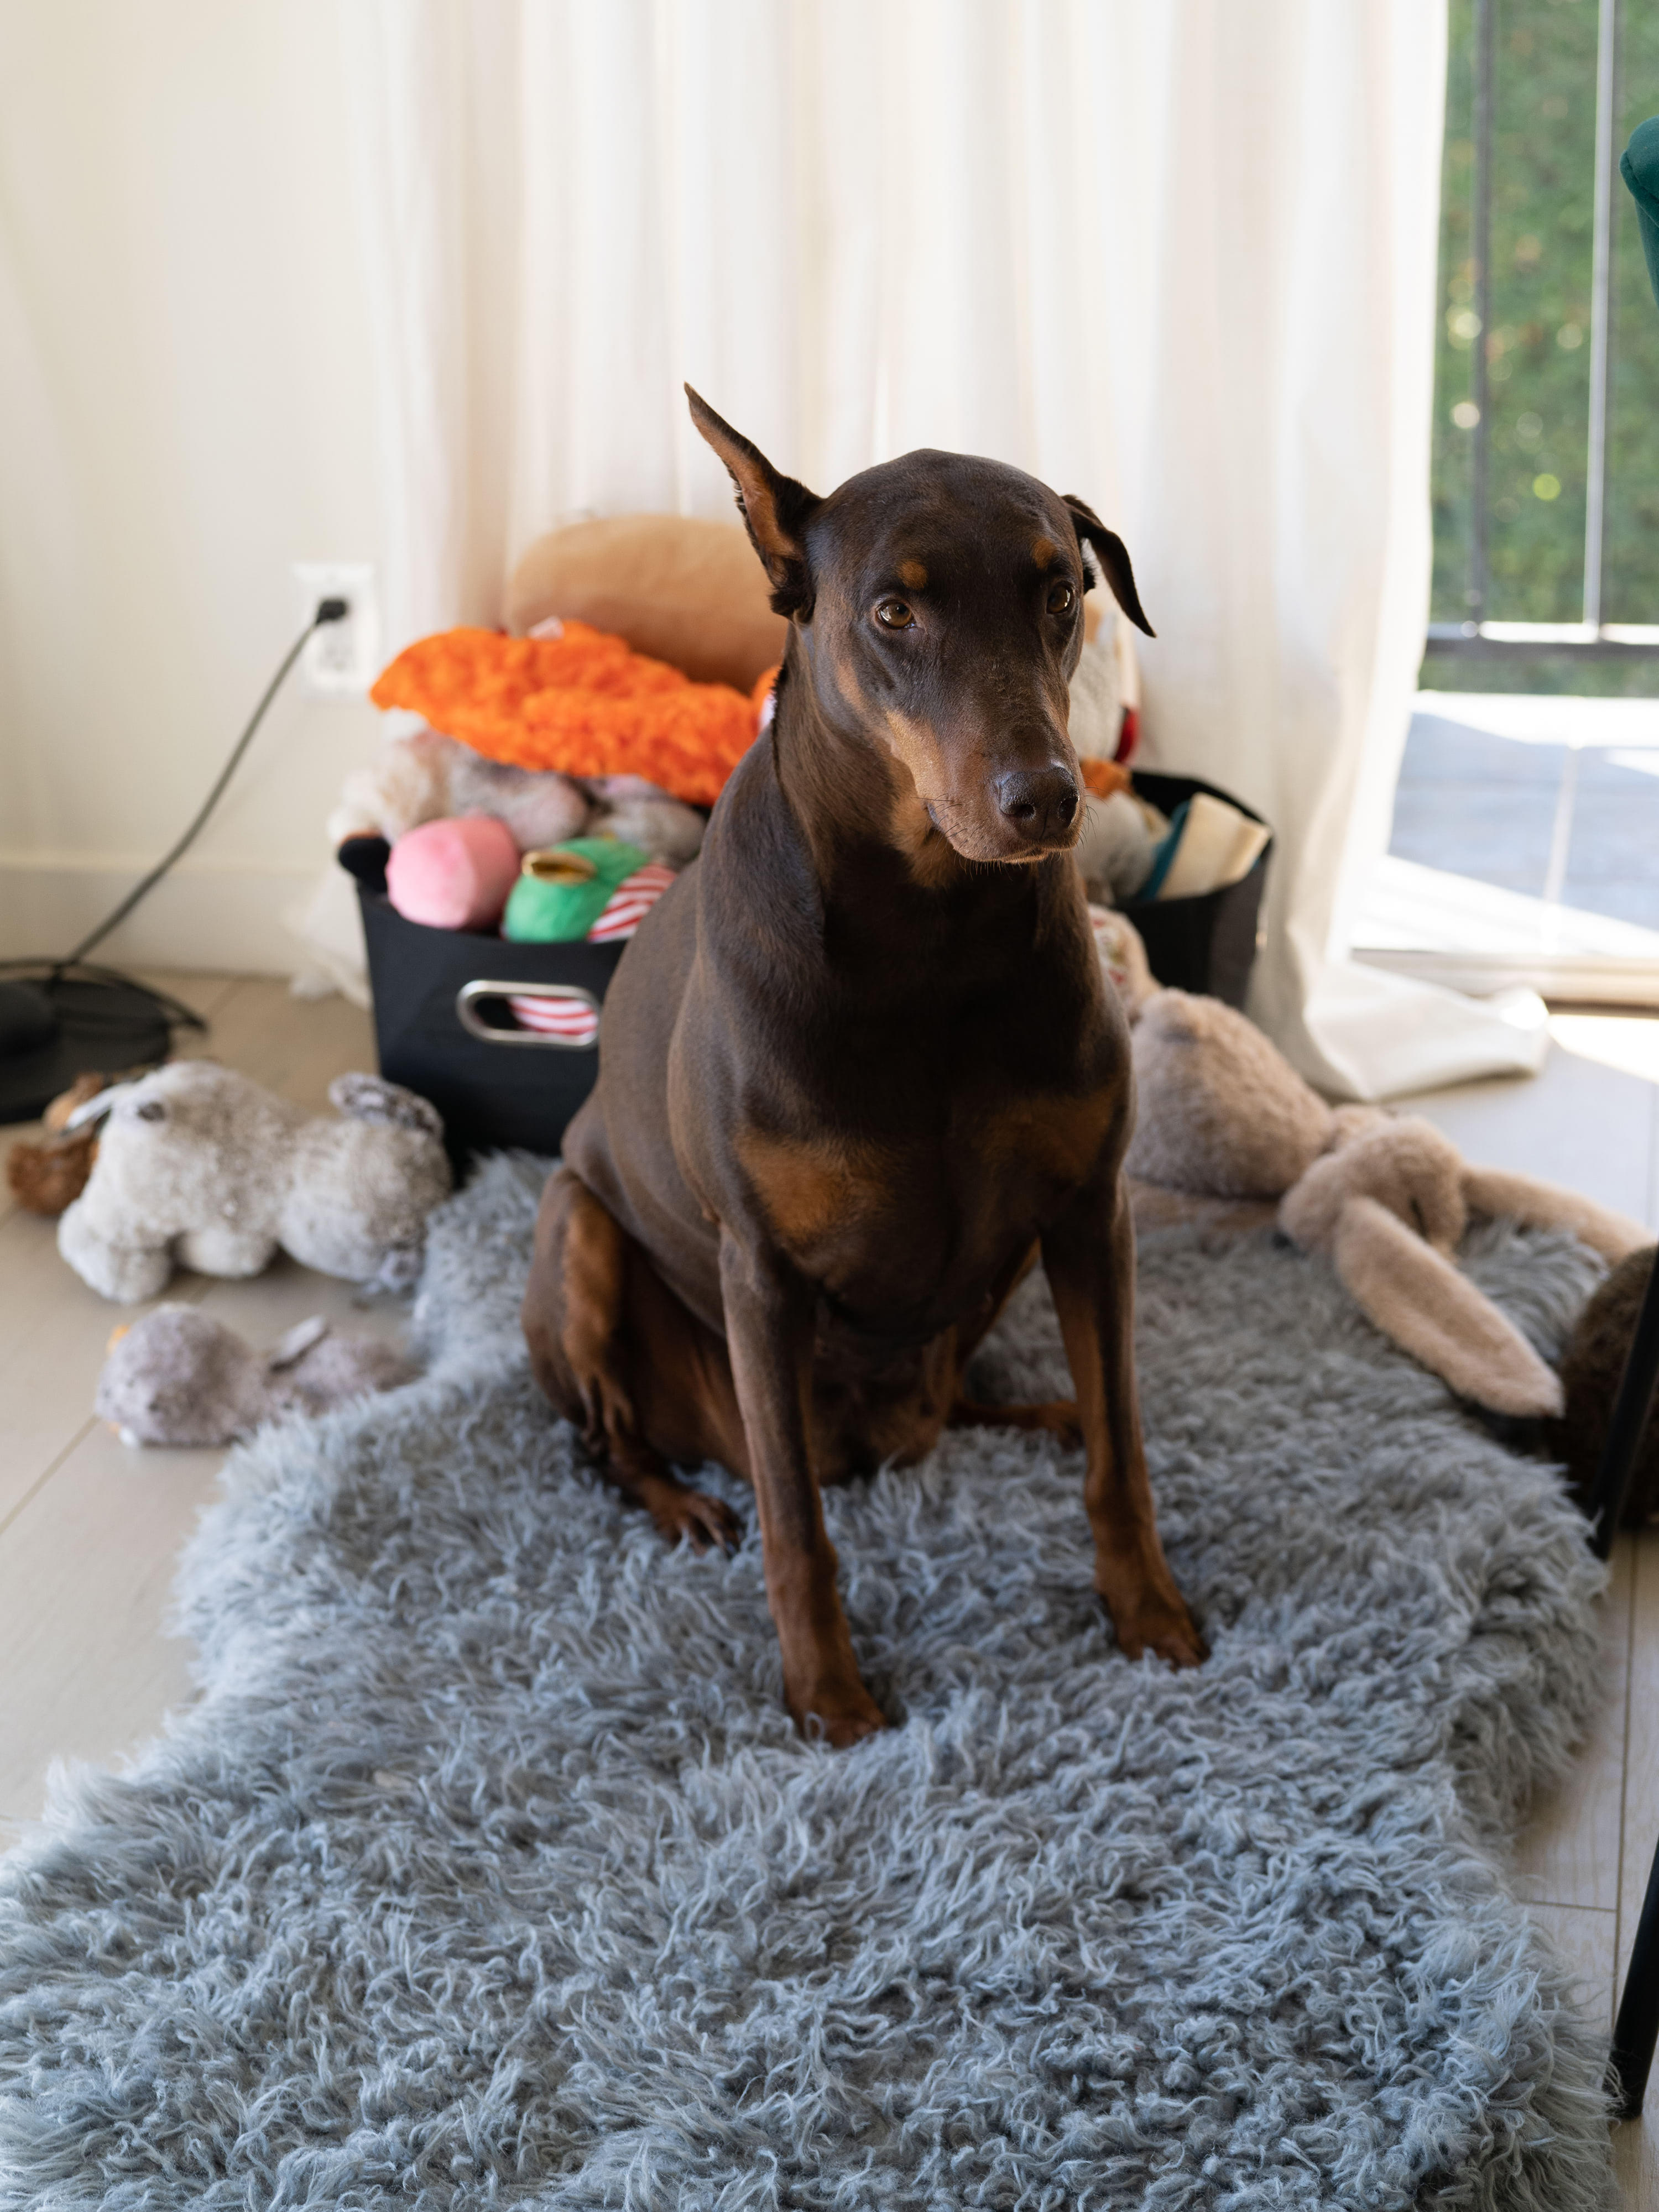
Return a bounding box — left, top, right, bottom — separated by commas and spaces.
735, 1080, 1115, 1329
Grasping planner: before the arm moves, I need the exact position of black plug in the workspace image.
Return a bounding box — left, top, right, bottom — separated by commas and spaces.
315, 596, 350, 625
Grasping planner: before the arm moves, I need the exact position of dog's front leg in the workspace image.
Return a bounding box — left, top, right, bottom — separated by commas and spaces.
718, 1225, 886, 1746
1042, 1173, 1207, 1669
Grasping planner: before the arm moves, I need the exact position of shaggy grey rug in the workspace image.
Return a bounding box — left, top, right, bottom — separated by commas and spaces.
0, 1158, 1619, 2209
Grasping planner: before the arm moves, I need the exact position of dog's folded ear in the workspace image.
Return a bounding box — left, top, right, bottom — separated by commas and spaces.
685, 386, 821, 619
1062, 496, 1155, 639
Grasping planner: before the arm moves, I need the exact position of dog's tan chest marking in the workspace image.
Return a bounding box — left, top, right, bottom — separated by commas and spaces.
973, 1089, 1116, 1191
735, 1127, 900, 1268
738, 1091, 1114, 1296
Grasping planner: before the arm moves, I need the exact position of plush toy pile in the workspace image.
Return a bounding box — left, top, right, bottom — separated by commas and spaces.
330, 634, 735, 954
368, 623, 771, 806
332, 713, 712, 933
18, 1062, 446, 1451
332, 521, 796, 951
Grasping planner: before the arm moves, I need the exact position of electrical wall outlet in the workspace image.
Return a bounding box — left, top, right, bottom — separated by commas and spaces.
291, 562, 379, 698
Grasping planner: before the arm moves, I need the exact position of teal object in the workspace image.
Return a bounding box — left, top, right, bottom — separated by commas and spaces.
1136, 800, 1190, 901
502, 838, 649, 943
1621, 117, 1659, 312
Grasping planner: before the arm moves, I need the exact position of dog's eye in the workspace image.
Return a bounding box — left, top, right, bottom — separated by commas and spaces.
1047, 581, 1077, 617
874, 600, 914, 631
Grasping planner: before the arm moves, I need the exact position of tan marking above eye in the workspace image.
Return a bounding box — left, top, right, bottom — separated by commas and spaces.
896, 559, 928, 590
1031, 536, 1058, 569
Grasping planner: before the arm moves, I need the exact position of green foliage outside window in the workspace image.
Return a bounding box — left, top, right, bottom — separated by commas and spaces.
1426, 0, 1659, 694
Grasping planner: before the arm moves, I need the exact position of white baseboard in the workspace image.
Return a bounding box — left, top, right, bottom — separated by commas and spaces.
0, 854, 320, 976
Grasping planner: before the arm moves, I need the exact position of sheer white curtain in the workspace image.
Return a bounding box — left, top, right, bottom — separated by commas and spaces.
341, 0, 1545, 1098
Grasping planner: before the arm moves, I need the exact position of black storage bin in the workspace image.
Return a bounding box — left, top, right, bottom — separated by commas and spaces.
1119, 771, 1271, 1008
359, 887, 623, 1168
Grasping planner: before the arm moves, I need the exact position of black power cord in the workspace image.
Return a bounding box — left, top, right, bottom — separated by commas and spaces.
0, 597, 349, 1121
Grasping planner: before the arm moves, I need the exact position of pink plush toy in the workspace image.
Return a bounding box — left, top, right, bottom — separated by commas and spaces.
385, 815, 520, 931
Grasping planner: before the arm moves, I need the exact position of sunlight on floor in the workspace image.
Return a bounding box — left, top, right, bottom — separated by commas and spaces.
1552, 1012, 1659, 1085
1361, 854, 1659, 958
1415, 693, 1659, 746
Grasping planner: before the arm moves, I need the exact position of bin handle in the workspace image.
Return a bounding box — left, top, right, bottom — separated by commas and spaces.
455, 978, 600, 1049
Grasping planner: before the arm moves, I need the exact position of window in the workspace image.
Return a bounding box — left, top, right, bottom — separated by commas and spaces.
1357, 0, 1659, 1002
1427, 0, 1659, 687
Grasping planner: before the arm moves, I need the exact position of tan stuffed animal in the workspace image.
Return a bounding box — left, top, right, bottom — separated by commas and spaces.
505, 515, 787, 689
1125, 989, 1647, 1418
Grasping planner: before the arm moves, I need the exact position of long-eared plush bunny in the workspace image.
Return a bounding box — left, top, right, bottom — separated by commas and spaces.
1125, 988, 1646, 1418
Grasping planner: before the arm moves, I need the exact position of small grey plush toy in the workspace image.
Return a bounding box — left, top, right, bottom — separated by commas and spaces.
58, 1062, 452, 1303
97, 1304, 416, 1448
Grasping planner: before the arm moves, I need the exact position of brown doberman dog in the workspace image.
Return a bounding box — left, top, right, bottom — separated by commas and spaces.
522, 389, 1207, 1746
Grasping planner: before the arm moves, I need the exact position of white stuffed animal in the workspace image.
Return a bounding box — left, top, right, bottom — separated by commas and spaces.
58, 1063, 452, 1303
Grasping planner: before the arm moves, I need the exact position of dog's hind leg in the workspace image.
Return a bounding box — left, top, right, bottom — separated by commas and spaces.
946, 1241, 1081, 1443
524, 1167, 742, 1553
948, 1398, 1082, 1444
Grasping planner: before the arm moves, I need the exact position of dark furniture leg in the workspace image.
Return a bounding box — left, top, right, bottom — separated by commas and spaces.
1586, 1252, 1659, 1563
1586, 1254, 1659, 2119
1614, 1838, 1659, 2122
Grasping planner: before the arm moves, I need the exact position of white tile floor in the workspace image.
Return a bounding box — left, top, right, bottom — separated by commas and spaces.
3, 976, 1659, 2199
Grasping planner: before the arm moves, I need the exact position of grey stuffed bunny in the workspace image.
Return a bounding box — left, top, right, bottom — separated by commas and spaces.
97, 1305, 416, 1447
59, 1063, 451, 1303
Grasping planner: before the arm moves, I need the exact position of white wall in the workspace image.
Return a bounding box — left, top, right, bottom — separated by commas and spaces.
0, 0, 385, 972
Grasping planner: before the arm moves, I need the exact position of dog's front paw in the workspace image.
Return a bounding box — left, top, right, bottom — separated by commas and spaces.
1097, 1575, 1208, 1670
788, 1670, 888, 1749
645, 1479, 742, 1556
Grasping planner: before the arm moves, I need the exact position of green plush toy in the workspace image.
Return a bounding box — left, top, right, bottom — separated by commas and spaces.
502, 838, 650, 943
1622, 116, 1659, 311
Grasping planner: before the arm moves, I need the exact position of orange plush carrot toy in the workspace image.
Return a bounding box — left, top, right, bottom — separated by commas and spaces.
371, 624, 768, 808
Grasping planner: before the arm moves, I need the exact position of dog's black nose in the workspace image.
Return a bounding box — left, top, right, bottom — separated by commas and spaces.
994, 766, 1079, 844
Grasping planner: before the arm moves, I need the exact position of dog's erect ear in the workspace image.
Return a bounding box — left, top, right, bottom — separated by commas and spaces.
1063, 496, 1155, 639
685, 385, 820, 619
